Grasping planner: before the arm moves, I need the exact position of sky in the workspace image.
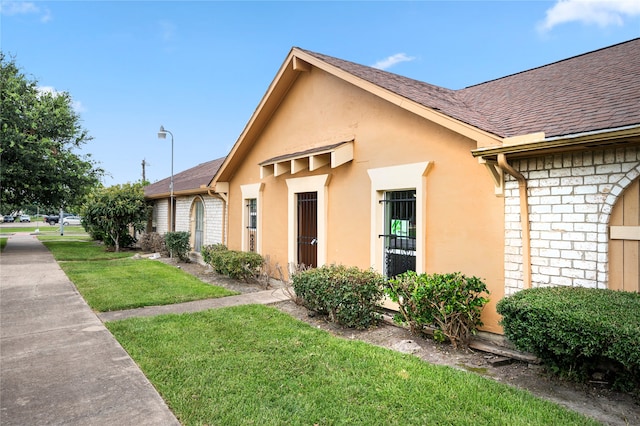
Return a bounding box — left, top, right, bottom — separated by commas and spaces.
2, 0, 639, 186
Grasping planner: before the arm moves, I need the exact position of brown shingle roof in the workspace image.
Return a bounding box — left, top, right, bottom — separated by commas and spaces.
459, 38, 640, 138
300, 38, 640, 138
298, 48, 496, 134
144, 157, 226, 198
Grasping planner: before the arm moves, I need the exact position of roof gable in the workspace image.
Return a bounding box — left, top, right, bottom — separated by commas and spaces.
213, 39, 640, 185
214, 46, 498, 183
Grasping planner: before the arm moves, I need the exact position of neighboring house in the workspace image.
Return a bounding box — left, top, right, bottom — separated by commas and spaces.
145, 157, 226, 254
469, 40, 640, 297
210, 39, 639, 333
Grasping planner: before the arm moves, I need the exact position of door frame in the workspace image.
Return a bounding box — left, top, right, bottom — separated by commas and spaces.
297, 192, 318, 268
286, 174, 330, 268
609, 177, 640, 292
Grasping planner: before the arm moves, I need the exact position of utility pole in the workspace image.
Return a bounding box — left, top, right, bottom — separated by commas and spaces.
141, 159, 147, 182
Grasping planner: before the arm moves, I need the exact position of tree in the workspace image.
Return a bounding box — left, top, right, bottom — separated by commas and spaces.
82, 183, 151, 252
0, 53, 103, 213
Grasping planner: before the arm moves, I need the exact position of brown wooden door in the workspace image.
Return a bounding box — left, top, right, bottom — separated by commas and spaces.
297, 192, 317, 268
609, 178, 640, 292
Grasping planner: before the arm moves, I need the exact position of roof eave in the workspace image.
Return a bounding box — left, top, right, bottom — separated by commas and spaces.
471, 125, 640, 160
144, 186, 209, 200
212, 48, 303, 185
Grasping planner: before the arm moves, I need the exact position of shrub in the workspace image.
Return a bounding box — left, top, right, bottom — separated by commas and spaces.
139, 232, 167, 254
204, 248, 264, 281
164, 231, 191, 262
385, 271, 489, 349
497, 286, 640, 390
201, 243, 228, 265
85, 223, 136, 251
292, 264, 385, 329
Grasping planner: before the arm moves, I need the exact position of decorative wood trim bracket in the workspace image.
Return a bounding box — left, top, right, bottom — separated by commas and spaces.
478, 158, 504, 196
260, 141, 354, 179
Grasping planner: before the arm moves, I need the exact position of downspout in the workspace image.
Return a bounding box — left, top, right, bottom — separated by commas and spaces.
208, 187, 228, 246
497, 154, 532, 289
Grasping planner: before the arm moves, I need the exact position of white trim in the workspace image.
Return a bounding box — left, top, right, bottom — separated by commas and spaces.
189, 195, 205, 252
286, 174, 330, 267
240, 183, 264, 252
610, 226, 640, 241
367, 162, 432, 274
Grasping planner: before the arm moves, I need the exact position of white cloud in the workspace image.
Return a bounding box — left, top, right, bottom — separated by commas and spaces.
72, 100, 86, 114
37, 86, 58, 96
539, 0, 640, 32
158, 19, 176, 42
0, 1, 38, 15
39, 7, 52, 23
371, 53, 416, 70
0, 1, 51, 22
37, 86, 86, 113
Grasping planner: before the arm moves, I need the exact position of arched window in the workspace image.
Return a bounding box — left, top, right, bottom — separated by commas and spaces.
192, 197, 204, 252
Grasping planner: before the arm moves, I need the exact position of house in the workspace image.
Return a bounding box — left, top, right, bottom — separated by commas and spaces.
204, 39, 639, 333
145, 157, 226, 254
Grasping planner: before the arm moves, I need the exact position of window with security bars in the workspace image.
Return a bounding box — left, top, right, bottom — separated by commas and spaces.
246, 199, 257, 252
380, 190, 416, 277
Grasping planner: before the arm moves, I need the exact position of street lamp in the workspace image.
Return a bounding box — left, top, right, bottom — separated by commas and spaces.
157, 125, 174, 232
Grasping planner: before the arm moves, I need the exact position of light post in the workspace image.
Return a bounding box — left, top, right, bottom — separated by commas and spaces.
157, 125, 174, 232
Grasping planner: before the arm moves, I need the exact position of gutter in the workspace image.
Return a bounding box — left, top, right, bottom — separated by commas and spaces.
472, 124, 640, 158
497, 154, 532, 290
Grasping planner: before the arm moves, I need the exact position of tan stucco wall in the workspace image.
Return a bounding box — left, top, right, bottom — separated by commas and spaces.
225, 67, 505, 332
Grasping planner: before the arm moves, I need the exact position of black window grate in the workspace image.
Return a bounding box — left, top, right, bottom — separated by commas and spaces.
380, 190, 416, 277
246, 199, 257, 252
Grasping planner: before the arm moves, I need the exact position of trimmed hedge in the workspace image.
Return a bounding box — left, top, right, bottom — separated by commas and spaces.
201, 244, 264, 281
385, 271, 489, 349
292, 264, 385, 329
497, 286, 640, 390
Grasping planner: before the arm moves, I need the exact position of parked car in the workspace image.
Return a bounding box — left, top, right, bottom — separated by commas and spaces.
19, 214, 31, 222
62, 215, 82, 226
43, 213, 74, 225
3, 215, 15, 223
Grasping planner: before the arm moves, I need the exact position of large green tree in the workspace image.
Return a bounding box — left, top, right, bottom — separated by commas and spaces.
82, 182, 150, 252
0, 53, 103, 213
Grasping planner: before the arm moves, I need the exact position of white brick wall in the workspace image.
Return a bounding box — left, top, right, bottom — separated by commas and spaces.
504, 147, 640, 295
151, 195, 225, 248
203, 197, 224, 246
152, 199, 169, 234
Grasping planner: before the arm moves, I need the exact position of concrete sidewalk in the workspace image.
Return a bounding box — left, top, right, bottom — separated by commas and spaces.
98, 287, 291, 322
0, 234, 287, 425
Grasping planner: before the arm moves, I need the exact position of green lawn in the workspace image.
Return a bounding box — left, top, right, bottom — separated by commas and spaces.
107, 305, 599, 426
0, 225, 87, 235
42, 240, 132, 261
0, 227, 89, 253
42, 240, 599, 424
43, 240, 237, 312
